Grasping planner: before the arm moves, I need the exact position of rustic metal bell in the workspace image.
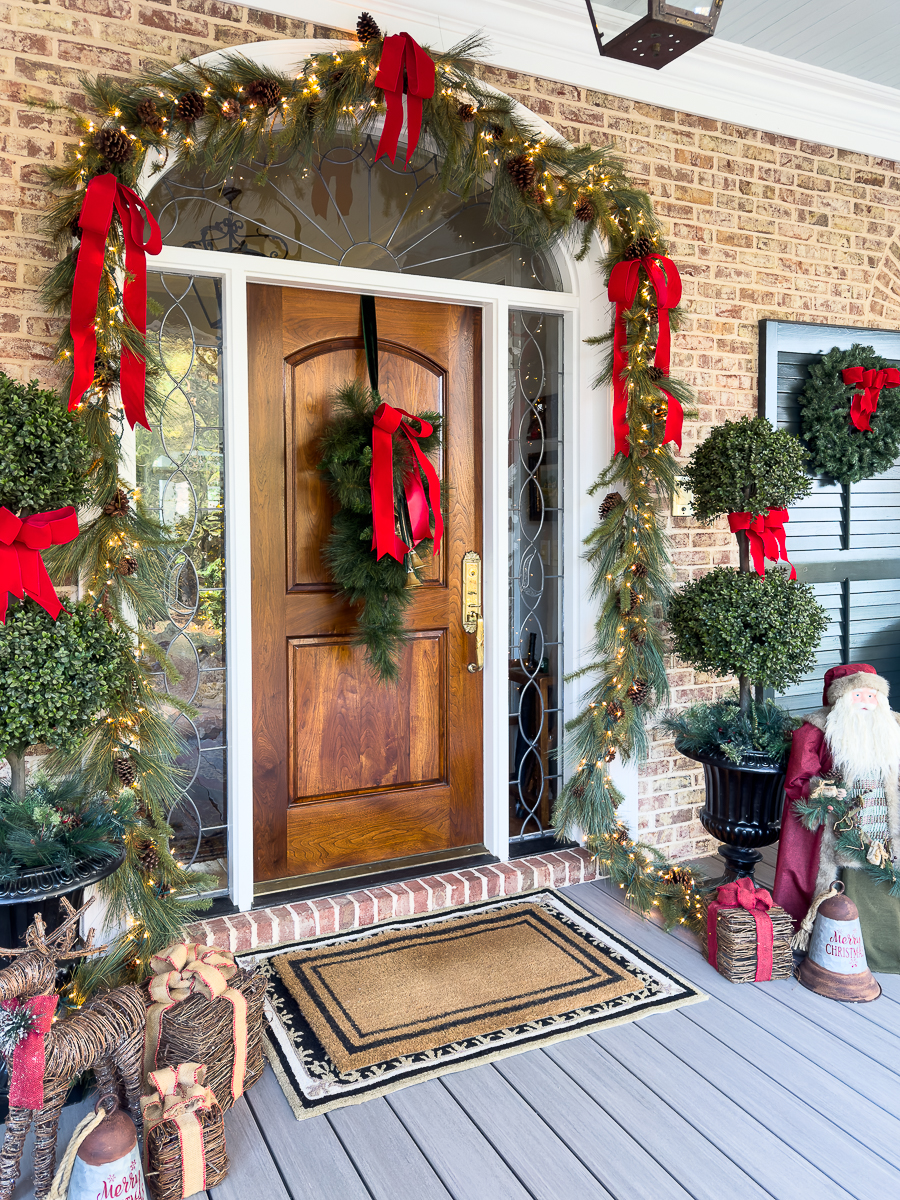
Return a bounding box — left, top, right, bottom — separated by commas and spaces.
66, 1098, 147, 1200
798, 880, 881, 1003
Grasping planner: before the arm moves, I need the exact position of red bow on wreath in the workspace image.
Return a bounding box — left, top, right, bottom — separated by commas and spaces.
727, 507, 795, 580
607, 251, 683, 457
0, 506, 79, 623
69, 173, 163, 431
841, 365, 900, 432
707, 877, 775, 981
370, 402, 443, 563
373, 33, 436, 166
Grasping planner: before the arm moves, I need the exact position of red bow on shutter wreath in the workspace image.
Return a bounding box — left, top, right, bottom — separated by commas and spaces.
706, 877, 775, 982
0, 505, 79, 624
3, 995, 58, 1109
607, 251, 683, 457
727, 507, 795, 580
69, 173, 163, 431
841, 365, 900, 432
373, 33, 436, 166
370, 402, 443, 563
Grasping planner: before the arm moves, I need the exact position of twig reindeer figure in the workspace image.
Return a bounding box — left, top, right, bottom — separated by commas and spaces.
0, 898, 146, 1200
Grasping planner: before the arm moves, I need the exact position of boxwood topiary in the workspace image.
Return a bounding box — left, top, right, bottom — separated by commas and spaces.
0, 371, 91, 513
667, 567, 828, 694
0, 599, 130, 794
681, 415, 811, 523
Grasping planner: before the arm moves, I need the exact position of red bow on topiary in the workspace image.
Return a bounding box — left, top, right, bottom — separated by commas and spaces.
0, 506, 79, 623
727, 508, 796, 580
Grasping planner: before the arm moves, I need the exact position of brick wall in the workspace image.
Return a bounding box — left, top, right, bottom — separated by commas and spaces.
4, 2, 900, 860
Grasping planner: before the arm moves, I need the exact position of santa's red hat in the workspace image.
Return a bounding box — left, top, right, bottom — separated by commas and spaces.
822, 662, 889, 705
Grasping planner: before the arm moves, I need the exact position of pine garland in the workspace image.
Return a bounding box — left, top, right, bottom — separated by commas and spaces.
318, 380, 442, 683
28, 19, 714, 942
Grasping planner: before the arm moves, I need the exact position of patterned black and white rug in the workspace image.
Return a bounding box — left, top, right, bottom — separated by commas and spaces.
238, 889, 705, 1119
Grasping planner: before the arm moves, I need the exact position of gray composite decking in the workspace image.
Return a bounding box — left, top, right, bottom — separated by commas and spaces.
7, 843, 900, 1200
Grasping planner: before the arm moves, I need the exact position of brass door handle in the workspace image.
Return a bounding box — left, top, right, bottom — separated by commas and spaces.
462, 551, 484, 674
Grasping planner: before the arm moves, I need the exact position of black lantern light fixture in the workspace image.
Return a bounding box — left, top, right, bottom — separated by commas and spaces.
586, 0, 725, 69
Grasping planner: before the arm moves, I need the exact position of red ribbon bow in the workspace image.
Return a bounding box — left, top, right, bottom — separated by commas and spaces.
3, 995, 58, 1109
370, 402, 443, 563
0, 505, 79, 624
841, 365, 900, 432
607, 252, 683, 457
707, 877, 775, 982
373, 33, 436, 166
69, 173, 163, 431
727, 507, 795, 580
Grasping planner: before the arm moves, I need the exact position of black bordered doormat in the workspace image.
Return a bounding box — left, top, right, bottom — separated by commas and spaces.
238, 890, 706, 1119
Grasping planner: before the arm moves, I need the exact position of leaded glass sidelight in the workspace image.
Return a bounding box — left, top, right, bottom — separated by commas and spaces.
508, 310, 564, 847
136, 273, 227, 887
146, 134, 564, 291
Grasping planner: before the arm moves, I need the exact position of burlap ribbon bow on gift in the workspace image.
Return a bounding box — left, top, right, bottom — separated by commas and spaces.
144, 943, 248, 1100
141, 1063, 217, 1198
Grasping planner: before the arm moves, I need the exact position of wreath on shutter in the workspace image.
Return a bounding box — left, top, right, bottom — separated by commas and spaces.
798, 343, 900, 485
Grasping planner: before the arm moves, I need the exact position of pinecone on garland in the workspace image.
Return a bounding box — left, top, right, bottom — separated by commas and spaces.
103, 487, 131, 517
118, 555, 138, 577
175, 91, 206, 123
356, 11, 382, 42
630, 627, 647, 647
574, 194, 596, 223
630, 561, 648, 580
506, 154, 536, 193
647, 365, 667, 381
606, 700, 624, 722
138, 840, 160, 878
458, 103, 476, 122
94, 128, 133, 165
114, 756, 137, 786
625, 235, 654, 260
603, 746, 617, 763
246, 78, 282, 110
488, 124, 505, 142
627, 678, 650, 706
598, 491, 624, 520
221, 98, 241, 122
93, 360, 119, 395
666, 866, 694, 890
136, 98, 164, 133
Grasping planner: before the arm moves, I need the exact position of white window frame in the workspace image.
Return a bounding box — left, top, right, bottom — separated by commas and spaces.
141, 41, 636, 911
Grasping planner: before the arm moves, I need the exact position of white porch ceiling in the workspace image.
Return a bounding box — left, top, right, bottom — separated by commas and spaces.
602, 0, 900, 89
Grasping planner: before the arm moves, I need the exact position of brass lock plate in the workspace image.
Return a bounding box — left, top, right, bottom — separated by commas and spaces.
462, 551, 481, 633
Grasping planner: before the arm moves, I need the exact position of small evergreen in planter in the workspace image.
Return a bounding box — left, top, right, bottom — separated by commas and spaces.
661, 696, 799, 769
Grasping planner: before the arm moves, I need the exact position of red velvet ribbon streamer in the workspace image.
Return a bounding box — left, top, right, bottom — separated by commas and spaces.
607, 253, 683, 456
373, 33, 436, 165
841, 365, 900, 432
707, 877, 774, 982
69, 173, 163, 431
727, 507, 796, 580
0, 505, 79, 623
3, 995, 58, 1109
370, 402, 443, 563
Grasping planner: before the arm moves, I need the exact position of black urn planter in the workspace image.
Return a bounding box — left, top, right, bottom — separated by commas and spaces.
676, 741, 786, 881
0, 846, 126, 949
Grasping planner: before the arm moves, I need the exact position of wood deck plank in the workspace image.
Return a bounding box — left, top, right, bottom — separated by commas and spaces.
328, 1094, 454, 1200
544, 1035, 774, 1200
209, 1092, 291, 1200
492, 1048, 693, 1200
584, 1020, 850, 1199
643, 1008, 900, 1195
386, 1077, 533, 1200
442, 1063, 616, 1200
245, 1067, 372, 1200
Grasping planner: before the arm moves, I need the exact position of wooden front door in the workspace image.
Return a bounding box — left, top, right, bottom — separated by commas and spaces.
248, 286, 483, 884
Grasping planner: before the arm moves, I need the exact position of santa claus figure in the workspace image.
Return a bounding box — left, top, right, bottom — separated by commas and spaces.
774, 662, 900, 973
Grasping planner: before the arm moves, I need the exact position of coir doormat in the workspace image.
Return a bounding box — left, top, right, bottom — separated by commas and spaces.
239, 890, 706, 1119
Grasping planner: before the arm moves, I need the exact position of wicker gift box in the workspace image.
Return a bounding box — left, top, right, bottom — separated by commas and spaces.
154, 966, 267, 1111
703, 895, 794, 982
143, 1066, 228, 1200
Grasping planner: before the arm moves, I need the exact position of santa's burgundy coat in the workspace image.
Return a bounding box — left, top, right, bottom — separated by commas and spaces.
773, 721, 831, 925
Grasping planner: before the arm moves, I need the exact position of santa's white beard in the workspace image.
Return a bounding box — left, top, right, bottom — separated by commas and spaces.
824, 692, 900, 787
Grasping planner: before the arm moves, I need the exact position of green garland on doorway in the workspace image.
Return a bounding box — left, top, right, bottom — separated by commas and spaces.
31, 13, 706, 942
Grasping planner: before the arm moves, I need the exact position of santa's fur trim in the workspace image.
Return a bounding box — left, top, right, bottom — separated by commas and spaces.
826, 670, 889, 704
